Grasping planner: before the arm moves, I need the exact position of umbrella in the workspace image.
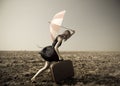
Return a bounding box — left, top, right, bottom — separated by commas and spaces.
49, 10, 66, 41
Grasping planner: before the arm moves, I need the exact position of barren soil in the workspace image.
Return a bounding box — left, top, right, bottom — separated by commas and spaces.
0, 51, 120, 86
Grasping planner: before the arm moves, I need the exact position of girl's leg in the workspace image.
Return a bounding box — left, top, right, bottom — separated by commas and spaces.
55, 47, 63, 60
31, 61, 51, 82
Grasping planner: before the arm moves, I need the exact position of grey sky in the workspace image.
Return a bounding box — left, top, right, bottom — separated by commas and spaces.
0, 0, 120, 51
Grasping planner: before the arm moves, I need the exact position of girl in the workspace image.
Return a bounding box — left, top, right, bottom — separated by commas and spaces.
31, 29, 75, 82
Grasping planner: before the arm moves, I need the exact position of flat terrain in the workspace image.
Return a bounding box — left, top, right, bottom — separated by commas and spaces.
0, 51, 120, 86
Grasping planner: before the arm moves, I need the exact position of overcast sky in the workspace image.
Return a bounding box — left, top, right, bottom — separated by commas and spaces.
0, 0, 120, 51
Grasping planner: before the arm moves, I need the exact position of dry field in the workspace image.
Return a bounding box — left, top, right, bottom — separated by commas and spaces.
0, 51, 120, 86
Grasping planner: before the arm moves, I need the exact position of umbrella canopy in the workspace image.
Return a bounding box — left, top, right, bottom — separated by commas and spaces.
50, 10, 66, 41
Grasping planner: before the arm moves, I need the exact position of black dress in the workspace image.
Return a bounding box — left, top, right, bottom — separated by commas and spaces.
39, 35, 63, 62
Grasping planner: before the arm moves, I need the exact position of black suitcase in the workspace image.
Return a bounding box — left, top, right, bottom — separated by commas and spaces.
50, 60, 74, 83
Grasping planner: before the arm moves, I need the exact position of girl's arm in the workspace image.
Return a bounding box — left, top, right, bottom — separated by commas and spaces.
66, 29, 75, 40
54, 37, 63, 60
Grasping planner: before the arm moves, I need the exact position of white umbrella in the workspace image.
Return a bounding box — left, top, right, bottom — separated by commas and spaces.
49, 10, 66, 41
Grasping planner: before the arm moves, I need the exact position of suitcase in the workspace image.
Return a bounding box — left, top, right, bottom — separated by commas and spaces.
50, 60, 74, 83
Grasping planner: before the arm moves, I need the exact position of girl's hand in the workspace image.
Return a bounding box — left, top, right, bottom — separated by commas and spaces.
69, 29, 75, 32
70, 29, 75, 35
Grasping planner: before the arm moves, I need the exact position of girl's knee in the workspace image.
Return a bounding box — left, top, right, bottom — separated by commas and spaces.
44, 61, 51, 69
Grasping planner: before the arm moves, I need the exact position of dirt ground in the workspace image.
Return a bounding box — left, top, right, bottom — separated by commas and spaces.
0, 51, 120, 86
